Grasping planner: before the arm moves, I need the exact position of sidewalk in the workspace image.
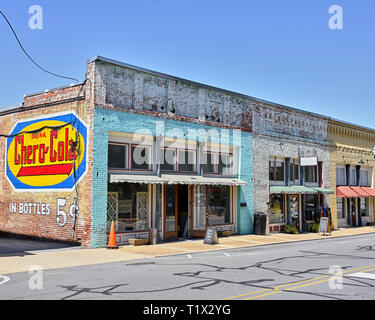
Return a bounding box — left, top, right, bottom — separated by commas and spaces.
0, 226, 374, 275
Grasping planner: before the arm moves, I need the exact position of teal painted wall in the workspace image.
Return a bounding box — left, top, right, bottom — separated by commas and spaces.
92, 107, 254, 247
237, 130, 253, 234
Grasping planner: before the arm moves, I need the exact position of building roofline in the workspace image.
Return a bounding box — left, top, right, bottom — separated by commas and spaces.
89, 56, 375, 133
88, 55, 332, 121
24, 82, 85, 98
328, 118, 375, 134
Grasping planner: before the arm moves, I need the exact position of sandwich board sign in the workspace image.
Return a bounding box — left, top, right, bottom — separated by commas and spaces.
204, 227, 219, 245
319, 217, 331, 236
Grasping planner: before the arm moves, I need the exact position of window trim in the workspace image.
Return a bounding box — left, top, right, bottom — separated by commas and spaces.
336, 166, 346, 186
304, 165, 318, 184
269, 156, 285, 184
218, 152, 234, 176
108, 142, 130, 170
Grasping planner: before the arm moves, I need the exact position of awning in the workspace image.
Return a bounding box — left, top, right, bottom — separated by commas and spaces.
270, 186, 318, 194
350, 186, 371, 198
109, 174, 167, 184
361, 187, 375, 197
161, 174, 247, 186
336, 186, 360, 198
311, 187, 334, 194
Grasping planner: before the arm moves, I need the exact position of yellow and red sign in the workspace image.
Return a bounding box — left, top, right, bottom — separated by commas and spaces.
6, 112, 87, 190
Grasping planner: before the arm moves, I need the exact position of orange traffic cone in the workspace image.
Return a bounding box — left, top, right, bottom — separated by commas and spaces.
107, 221, 118, 249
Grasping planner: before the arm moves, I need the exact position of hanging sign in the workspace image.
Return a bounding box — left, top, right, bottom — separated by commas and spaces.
300, 157, 318, 166
5, 112, 87, 191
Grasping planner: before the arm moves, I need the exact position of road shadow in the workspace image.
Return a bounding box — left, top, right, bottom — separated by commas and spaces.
0, 235, 77, 257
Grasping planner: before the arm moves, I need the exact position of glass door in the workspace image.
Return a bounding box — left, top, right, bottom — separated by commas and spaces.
164, 185, 178, 238
289, 194, 299, 230
191, 185, 207, 237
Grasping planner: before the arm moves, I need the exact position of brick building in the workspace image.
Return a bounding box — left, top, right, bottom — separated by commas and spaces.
1, 56, 374, 247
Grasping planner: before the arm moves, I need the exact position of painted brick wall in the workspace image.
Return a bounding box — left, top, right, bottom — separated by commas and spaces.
237, 130, 253, 234
0, 93, 93, 246
92, 107, 253, 247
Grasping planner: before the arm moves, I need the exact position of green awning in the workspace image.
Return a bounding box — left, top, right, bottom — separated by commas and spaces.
311, 187, 334, 194
270, 186, 318, 194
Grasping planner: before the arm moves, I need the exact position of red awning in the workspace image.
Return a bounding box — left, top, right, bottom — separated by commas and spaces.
336, 186, 360, 198
350, 186, 371, 198
361, 187, 375, 197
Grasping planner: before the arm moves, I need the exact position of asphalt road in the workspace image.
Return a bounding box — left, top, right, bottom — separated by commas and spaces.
1, 233, 375, 300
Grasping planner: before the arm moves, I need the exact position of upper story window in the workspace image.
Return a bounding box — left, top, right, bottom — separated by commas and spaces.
218, 153, 233, 175
202, 151, 233, 175
304, 165, 317, 183
131, 145, 152, 171
160, 148, 177, 172
179, 150, 196, 173
336, 166, 346, 186
289, 159, 300, 183
108, 143, 129, 169
360, 168, 372, 186
349, 168, 357, 185
269, 157, 285, 182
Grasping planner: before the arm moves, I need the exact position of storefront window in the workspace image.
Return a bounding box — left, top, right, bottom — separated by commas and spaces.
361, 198, 370, 217
107, 183, 149, 232
289, 195, 299, 227
336, 197, 345, 219
208, 186, 230, 225
269, 194, 284, 224
305, 194, 318, 221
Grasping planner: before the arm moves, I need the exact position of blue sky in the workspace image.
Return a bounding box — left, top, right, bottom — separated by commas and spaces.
0, 0, 374, 128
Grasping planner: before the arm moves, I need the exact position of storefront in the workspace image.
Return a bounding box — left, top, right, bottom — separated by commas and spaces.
91, 108, 253, 247
269, 186, 332, 232
336, 186, 375, 227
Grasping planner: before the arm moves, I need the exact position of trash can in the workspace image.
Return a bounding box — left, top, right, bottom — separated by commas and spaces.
149, 228, 158, 245
254, 212, 269, 235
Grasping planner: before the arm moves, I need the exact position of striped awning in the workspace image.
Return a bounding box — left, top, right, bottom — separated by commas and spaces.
362, 187, 375, 197
109, 174, 247, 186
162, 174, 247, 186
350, 186, 371, 198
109, 174, 167, 184
311, 187, 334, 194
270, 186, 318, 194
336, 186, 360, 198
